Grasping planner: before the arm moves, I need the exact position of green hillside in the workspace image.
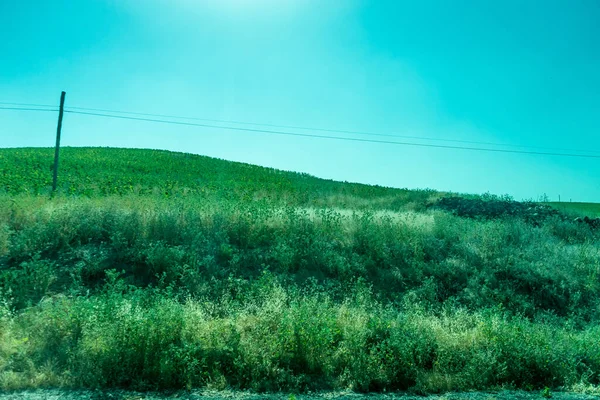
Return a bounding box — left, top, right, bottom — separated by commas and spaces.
1, 147, 600, 394
546, 202, 600, 218
0, 147, 439, 209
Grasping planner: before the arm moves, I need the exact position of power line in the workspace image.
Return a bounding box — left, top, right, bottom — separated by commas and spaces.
64, 110, 600, 159
0, 102, 56, 108
0, 106, 58, 112
64, 105, 600, 155
4, 101, 599, 156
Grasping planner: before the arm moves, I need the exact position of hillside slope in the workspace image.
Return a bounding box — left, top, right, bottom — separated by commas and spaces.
0, 147, 438, 209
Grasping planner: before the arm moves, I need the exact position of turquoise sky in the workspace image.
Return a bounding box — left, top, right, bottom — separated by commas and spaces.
1, 0, 599, 201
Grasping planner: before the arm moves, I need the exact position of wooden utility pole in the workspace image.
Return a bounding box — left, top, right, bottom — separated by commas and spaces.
52, 91, 66, 193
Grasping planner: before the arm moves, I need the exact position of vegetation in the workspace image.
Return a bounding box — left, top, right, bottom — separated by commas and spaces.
546, 202, 600, 218
0, 147, 439, 209
1, 147, 599, 394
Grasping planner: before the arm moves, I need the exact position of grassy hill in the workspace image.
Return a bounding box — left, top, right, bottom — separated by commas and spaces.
0, 147, 439, 209
1, 147, 600, 394
546, 202, 600, 218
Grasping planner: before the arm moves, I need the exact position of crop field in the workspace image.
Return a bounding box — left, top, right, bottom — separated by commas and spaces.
546, 202, 600, 218
0, 147, 440, 208
1, 147, 600, 396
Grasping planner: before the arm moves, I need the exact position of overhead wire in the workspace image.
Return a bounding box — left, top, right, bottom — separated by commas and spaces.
64, 105, 600, 155
3, 101, 599, 157
64, 109, 600, 159
0, 102, 56, 108
0, 106, 59, 112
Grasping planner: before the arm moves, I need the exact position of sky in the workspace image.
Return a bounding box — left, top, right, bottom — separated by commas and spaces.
1, 0, 599, 201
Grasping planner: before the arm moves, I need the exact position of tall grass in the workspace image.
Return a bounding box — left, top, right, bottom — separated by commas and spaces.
1, 194, 599, 392
1, 147, 600, 393
1, 195, 598, 321
1, 275, 599, 392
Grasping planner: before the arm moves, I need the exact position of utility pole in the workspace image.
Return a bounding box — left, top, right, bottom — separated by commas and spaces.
52, 91, 66, 193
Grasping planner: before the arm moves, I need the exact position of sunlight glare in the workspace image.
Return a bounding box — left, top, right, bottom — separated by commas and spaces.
178, 0, 307, 17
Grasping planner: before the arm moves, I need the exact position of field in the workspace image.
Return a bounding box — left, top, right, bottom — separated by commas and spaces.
546, 202, 600, 218
1, 147, 600, 396
0, 147, 440, 208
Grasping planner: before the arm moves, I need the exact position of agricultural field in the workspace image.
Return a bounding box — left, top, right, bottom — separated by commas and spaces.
1, 147, 600, 397
0, 147, 440, 208
546, 202, 600, 218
